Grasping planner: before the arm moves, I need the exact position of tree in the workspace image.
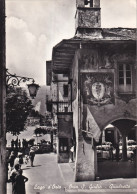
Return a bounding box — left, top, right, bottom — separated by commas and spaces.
29, 109, 45, 126
45, 113, 52, 126
6, 87, 33, 135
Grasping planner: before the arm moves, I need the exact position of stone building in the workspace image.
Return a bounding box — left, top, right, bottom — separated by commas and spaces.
47, 0, 136, 181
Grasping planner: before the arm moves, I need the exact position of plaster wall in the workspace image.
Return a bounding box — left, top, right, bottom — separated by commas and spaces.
72, 51, 97, 181
79, 45, 136, 129
71, 42, 136, 181
77, 45, 136, 133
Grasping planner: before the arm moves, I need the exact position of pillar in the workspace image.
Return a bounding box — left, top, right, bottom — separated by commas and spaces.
74, 136, 97, 181
102, 130, 105, 143
122, 134, 127, 161
50, 131, 53, 151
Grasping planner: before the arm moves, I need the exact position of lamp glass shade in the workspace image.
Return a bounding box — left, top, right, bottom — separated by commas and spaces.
27, 83, 40, 98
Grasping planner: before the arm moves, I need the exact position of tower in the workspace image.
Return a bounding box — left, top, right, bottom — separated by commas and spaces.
75, 0, 101, 34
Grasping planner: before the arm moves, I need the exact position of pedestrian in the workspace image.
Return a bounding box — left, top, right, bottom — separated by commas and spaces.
9, 164, 20, 194
18, 139, 21, 148
11, 139, 14, 148
9, 151, 16, 171
109, 144, 114, 161
115, 143, 119, 162
15, 169, 28, 194
14, 153, 24, 168
15, 137, 18, 149
22, 139, 25, 149
25, 147, 30, 156
29, 147, 35, 167
6, 150, 10, 182
70, 145, 74, 162
24, 155, 29, 165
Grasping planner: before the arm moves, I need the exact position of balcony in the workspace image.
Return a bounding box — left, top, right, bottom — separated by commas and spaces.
46, 100, 72, 113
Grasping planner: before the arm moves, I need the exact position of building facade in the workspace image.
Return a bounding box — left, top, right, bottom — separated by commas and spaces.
47, 0, 136, 181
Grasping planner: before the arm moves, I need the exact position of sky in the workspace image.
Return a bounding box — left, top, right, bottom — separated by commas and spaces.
6, 0, 136, 86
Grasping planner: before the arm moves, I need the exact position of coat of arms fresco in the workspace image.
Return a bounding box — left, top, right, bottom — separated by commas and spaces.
82, 73, 114, 106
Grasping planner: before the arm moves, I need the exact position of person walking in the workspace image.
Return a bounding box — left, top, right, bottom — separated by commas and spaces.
70, 145, 74, 162
15, 137, 18, 149
9, 151, 16, 171
6, 150, 10, 182
15, 169, 28, 194
9, 164, 20, 194
11, 139, 14, 148
14, 153, 24, 168
18, 139, 21, 148
29, 147, 35, 167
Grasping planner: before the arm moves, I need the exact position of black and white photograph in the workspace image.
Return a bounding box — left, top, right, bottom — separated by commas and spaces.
0, 0, 137, 194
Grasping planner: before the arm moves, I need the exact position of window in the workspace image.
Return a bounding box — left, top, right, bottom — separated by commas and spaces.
63, 84, 68, 97
59, 138, 68, 153
118, 64, 132, 93
84, 0, 93, 7
64, 107, 68, 112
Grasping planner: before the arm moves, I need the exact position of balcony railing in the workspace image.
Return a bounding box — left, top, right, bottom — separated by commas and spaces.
46, 100, 72, 113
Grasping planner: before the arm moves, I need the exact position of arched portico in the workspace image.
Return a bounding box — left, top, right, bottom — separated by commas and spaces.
102, 118, 136, 161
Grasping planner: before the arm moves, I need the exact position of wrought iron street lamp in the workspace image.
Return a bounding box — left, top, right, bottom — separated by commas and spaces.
27, 81, 40, 99
6, 69, 40, 98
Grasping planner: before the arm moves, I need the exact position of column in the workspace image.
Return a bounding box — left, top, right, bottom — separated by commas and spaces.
50, 131, 53, 151
74, 136, 96, 181
102, 130, 105, 143
122, 134, 127, 161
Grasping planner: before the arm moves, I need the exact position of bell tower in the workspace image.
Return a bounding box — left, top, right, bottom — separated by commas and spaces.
75, 0, 101, 33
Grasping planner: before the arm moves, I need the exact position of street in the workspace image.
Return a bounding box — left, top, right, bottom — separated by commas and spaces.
7, 153, 137, 194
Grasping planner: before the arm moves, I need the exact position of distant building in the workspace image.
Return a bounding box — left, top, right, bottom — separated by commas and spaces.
26, 117, 40, 126
47, 0, 136, 181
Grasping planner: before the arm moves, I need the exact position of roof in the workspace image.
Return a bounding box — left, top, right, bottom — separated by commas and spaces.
52, 28, 136, 73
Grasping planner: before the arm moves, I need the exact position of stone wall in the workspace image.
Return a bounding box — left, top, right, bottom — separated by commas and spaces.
76, 8, 101, 29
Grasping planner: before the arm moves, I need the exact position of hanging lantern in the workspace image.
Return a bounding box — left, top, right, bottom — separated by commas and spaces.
27, 82, 40, 99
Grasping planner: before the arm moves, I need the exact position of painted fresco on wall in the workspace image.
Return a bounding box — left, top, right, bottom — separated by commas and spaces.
80, 51, 98, 70
99, 53, 116, 69
81, 73, 114, 106
99, 51, 135, 69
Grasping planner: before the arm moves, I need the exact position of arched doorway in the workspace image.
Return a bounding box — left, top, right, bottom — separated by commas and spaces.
96, 119, 136, 179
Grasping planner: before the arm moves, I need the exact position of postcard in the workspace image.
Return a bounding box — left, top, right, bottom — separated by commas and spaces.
0, 0, 136, 194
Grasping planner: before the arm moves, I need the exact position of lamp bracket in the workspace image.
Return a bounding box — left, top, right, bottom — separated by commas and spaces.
6, 69, 35, 88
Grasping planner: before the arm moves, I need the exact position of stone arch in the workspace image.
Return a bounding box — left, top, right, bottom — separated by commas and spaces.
101, 116, 137, 132
99, 116, 137, 162
96, 117, 137, 180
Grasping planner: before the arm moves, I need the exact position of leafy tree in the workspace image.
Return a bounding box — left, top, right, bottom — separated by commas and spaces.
45, 113, 52, 126
29, 109, 45, 126
30, 109, 40, 117
6, 87, 33, 135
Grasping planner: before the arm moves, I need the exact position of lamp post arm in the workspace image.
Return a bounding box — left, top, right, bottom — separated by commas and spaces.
6, 69, 35, 88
